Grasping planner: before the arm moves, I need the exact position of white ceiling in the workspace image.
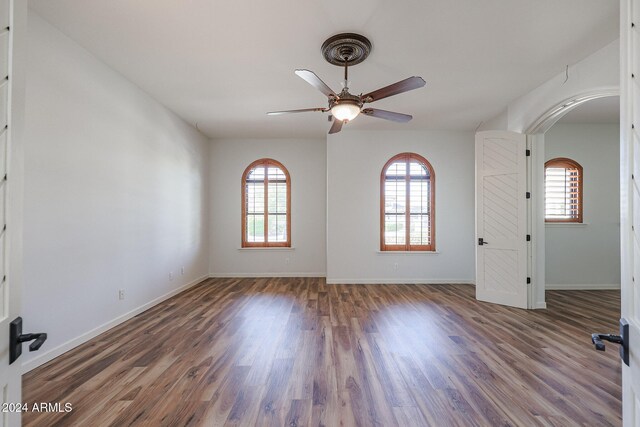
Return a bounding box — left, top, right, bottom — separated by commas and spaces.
29, 0, 619, 139
557, 96, 620, 124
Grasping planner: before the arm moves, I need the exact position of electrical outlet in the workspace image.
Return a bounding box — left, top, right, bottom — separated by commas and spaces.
118, 289, 125, 300
169, 272, 173, 281
181, 267, 185, 275
393, 262, 399, 271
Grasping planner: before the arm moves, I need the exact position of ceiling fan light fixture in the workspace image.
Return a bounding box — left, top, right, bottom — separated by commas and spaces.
331, 100, 361, 122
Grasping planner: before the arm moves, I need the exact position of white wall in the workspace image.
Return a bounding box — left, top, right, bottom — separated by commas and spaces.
326, 130, 475, 284
544, 123, 620, 288
22, 12, 210, 371
479, 109, 508, 131
209, 138, 326, 276
507, 39, 619, 133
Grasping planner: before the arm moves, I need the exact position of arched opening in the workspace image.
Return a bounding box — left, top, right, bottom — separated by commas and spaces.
527, 93, 620, 307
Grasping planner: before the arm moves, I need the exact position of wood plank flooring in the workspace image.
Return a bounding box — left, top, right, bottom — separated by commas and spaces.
23, 278, 621, 426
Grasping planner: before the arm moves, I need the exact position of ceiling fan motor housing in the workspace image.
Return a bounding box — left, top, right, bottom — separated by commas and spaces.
330, 90, 362, 108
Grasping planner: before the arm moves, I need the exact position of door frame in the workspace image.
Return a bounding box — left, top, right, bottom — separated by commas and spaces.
0, 1, 28, 426
524, 88, 620, 309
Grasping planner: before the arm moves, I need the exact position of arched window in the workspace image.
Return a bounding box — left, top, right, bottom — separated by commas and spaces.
545, 157, 583, 223
381, 153, 435, 251
242, 159, 291, 247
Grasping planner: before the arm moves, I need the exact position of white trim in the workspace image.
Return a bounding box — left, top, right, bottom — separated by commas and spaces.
527, 134, 537, 308
535, 301, 548, 309
375, 251, 440, 255
545, 222, 589, 228
524, 89, 619, 134
21, 275, 210, 373
237, 247, 296, 251
209, 272, 326, 278
546, 283, 620, 290
325, 278, 475, 285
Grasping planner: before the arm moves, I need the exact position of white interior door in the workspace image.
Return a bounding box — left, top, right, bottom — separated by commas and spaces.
475, 130, 528, 308
0, 1, 25, 426
621, 0, 640, 425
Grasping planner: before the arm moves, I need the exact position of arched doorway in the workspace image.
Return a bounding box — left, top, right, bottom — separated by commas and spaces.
525, 91, 619, 308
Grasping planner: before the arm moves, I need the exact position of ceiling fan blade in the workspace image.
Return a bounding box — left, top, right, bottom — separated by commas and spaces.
267, 107, 328, 115
361, 108, 413, 123
362, 76, 426, 103
295, 69, 337, 98
328, 118, 343, 134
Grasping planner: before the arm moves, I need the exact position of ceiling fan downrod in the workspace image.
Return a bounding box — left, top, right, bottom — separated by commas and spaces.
343, 58, 349, 90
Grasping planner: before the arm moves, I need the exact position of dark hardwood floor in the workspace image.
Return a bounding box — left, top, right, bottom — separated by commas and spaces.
23, 278, 621, 426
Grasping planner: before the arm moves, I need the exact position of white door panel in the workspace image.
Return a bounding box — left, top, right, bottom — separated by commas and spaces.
622, 0, 640, 425
0, 82, 8, 130
0, 1, 7, 30
0, 33, 7, 80
476, 130, 528, 308
0, 1, 25, 426
0, 130, 6, 176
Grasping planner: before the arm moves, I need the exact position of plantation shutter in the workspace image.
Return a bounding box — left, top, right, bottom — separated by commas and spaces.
381, 153, 435, 251
544, 158, 582, 222
242, 159, 291, 247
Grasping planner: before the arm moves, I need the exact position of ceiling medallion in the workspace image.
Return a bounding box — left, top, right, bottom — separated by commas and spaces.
321, 33, 372, 66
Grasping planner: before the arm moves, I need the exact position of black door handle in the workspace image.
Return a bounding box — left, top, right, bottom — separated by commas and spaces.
9, 317, 47, 365
591, 318, 629, 366
18, 333, 48, 351
478, 238, 489, 245
591, 333, 622, 350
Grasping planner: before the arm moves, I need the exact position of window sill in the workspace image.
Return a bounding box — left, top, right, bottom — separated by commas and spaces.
545, 223, 588, 228
238, 247, 295, 251
376, 251, 440, 255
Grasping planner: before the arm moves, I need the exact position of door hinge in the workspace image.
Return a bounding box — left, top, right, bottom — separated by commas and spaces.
526, 234, 531, 241
526, 192, 531, 199
526, 149, 531, 156
527, 277, 531, 284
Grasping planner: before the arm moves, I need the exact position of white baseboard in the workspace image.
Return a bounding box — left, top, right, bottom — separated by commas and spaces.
21, 275, 210, 374
325, 278, 475, 285
546, 283, 620, 290
209, 272, 326, 278
535, 301, 548, 309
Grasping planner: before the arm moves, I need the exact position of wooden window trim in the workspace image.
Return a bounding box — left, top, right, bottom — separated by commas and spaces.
544, 157, 583, 223
241, 158, 291, 247
380, 152, 436, 251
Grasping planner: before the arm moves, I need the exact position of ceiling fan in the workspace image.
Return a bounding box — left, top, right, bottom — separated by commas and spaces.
267, 33, 426, 134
